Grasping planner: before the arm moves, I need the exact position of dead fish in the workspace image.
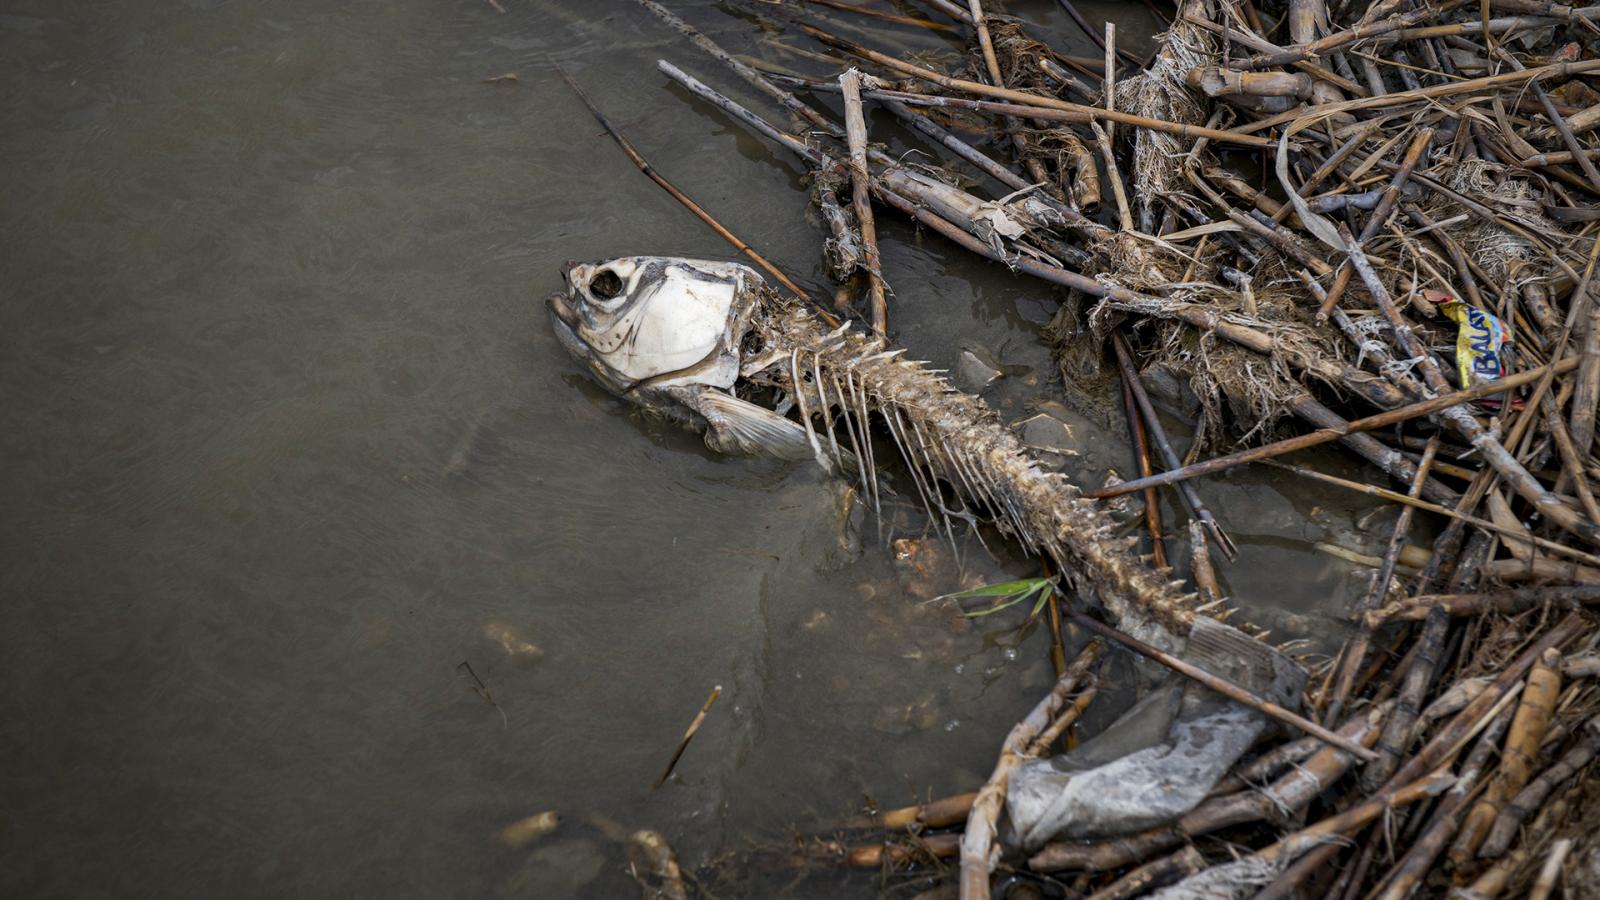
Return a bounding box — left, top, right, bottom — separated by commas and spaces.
549, 256, 1229, 651
547, 257, 1304, 841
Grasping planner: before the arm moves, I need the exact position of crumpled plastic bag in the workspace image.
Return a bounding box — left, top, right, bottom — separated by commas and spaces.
1006, 617, 1307, 850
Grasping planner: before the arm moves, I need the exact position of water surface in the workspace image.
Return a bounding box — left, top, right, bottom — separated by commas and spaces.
2, 2, 1394, 896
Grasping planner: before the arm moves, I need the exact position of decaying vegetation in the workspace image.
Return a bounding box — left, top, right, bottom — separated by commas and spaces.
564, 0, 1600, 896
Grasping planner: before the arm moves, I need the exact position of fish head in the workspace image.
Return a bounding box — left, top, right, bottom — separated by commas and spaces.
548, 256, 761, 400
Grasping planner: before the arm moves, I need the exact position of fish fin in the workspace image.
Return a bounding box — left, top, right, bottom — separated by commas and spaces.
695, 390, 830, 464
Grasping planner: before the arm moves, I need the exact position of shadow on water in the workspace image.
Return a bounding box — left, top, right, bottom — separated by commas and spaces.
1, 1, 1403, 896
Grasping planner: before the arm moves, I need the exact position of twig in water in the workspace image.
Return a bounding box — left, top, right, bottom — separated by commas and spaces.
457, 660, 508, 728
558, 68, 824, 316
654, 684, 722, 789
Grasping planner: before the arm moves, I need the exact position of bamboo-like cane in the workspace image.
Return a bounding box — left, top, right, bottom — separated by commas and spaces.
1361, 607, 1451, 793
1085, 846, 1207, 900
1451, 648, 1563, 865
1365, 586, 1600, 626
1368, 702, 1517, 900
1481, 715, 1600, 858
1528, 838, 1574, 900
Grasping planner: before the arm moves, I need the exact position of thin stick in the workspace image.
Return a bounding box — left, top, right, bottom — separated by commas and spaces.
839, 69, 887, 334
1086, 357, 1579, 499
1113, 334, 1236, 559
1314, 127, 1435, 320
1119, 351, 1168, 570
1264, 460, 1600, 567
1323, 435, 1441, 728
559, 69, 817, 306
654, 684, 722, 789
964, 0, 1055, 196
1062, 608, 1378, 760
1528, 838, 1574, 900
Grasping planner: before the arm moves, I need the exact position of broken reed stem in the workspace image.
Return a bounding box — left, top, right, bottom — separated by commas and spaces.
839, 69, 887, 334
1263, 460, 1600, 567
1061, 608, 1377, 760
1087, 357, 1579, 500
1118, 352, 1168, 571
1084, 846, 1206, 900
1025, 681, 1098, 758
959, 641, 1103, 900
1323, 436, 1439, 728
1450, 647, 1563, 865
1367, 700, 1517, 900
1482, 715, 1600, 858
1341, 226, 1600, 547
792, 22, 1277, 148
1365, 586, 1600, 626
1314, 126, 1435, 320
559, 68, 817, 308
654, 684, 722, 789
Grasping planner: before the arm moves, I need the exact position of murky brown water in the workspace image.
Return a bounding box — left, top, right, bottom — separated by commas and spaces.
2, 1, 1404, 896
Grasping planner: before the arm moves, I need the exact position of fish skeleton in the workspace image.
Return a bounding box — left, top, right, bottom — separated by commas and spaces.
547, 256, 1305, 842
549, 255, 1261, 653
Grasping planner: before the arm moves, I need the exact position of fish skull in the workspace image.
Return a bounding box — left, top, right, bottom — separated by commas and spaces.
548, 256, 760, 397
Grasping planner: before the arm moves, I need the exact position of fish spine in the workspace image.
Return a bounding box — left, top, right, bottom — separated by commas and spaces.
747, 288, 1243, 652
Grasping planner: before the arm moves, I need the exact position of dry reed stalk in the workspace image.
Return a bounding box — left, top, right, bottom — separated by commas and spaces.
840, 831, 962, 867
560, 69, 817, 305
1025, 682, 1099, 758
1363, 608, 1452, 792
1088, 357, 1578, 499
1323, 435, 1440, 727
1527, 838, 1573, 900
959, 640, 1103, 899
654, 684, 722, 789
792, 23, 1277, 148
866, 791, 979, 830
1366, 586, 1600, 625
1481, 715, 1600, 859
838, 69, 887, 334
1451, 648, 1563, 865
1085, 846, 1206, 900
1368, 702, 1517, 899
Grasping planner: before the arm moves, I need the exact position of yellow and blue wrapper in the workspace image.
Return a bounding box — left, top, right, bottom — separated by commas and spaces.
1440, 298, 1510, 389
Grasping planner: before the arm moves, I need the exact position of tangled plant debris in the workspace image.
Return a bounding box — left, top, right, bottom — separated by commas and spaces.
554, 0, 1600, 897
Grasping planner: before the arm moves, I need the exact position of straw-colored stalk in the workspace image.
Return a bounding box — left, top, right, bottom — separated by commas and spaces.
1450, 648, 1563, 867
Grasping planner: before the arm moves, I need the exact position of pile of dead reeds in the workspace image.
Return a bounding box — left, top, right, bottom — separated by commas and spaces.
573, 1, 1600, 896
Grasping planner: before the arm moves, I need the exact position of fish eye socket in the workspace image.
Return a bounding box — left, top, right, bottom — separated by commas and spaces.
589, 269, 624, 301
